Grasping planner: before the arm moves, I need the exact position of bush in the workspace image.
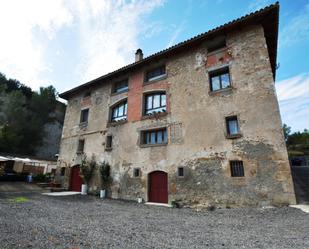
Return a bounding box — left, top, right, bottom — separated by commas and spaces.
80, 155, 96, 185
99, 161, 112, 189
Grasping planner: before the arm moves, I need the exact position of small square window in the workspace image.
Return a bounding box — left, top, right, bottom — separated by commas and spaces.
226, 116, 239, 136
145, 65, 166, 82
77, 139, 85, 153
105, 135, 112, 150
112, 79, 128, 94
60, 167, 66, 176
133, 168, 141, 177
209, 67, 230, 91
83, 91, 91, 98
80, 109, 89, 123
178, 167, 184, 177
207, 39, 226, 53
230, 161, 244, 177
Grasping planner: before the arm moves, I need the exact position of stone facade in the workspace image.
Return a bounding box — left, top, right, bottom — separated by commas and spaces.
58, 20, 296, 207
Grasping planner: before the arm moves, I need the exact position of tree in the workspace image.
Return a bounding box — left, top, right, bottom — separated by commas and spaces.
283, 123, 291, 141
283, 124, 309, 156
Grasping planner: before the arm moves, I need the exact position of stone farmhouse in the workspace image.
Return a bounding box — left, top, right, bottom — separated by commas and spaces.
58, 3, 296, 207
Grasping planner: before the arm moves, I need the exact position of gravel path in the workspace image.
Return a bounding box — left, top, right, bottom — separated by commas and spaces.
0, 192, 308, 249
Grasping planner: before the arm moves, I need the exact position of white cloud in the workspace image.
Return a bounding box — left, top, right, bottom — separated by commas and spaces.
276, 74, 309, 131
247, 0, 270, 12
0, 0, 73, 89
0, 0, 164, 90
71, 0, 164, 84
280, 4, 309, 47
166, 21, 186, 48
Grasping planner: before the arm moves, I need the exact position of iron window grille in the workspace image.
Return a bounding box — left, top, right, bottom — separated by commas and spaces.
209, 67, 231, 91
145, 65, 166, 82
111, 101, 127, 122
141, 128, 168, 145
230, 161, 244, 177
145, 92, 166, 115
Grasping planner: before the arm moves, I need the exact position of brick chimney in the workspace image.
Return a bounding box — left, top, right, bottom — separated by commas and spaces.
135, 49, 143, 62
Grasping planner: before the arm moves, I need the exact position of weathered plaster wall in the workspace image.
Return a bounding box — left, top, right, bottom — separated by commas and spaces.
58, 24, 296, 207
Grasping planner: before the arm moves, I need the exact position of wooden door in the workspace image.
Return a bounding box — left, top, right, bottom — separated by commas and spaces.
70, 166, 82, 192
148, 171, 168, 203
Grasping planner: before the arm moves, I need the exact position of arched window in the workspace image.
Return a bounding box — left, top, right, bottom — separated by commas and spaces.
144, 92, 166, 115
111, 100, 127, 121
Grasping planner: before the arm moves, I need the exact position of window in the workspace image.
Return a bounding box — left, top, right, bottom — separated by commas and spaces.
145, 65, 166, 82
77, 139, 85, 153
144, 92, 166, 115
60, 167, 65, 176
209, 67, 230, 91
105, 135, 112, 150
112, 79, 128, 93
207, 39, 226, 53
230, 161, 244, 177
226, 116, 239, 136
178, 167, 184, 177
133, 168, 141, 177
141, 128, 168, 145
80, 109, 89, 123
83, 91, 91, 98
111, 100, 127, 122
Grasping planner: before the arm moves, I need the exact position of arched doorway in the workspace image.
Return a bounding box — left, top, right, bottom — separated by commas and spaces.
148, 171, 168, 203
70, 165, 82, 192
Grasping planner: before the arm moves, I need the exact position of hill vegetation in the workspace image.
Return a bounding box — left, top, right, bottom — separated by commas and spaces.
0, 72, 65, 156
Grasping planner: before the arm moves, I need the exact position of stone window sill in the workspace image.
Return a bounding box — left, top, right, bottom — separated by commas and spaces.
140, 143, 167, 148
144, 74, 167, 85
209, 87, 233, 96
111, 89, 128, 96
106, 120, 127, 127
226, 133, 242, 139
79, 122, 88, 128
141, 112, 168, 120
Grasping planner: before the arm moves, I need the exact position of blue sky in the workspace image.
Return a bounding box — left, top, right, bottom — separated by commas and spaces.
0, 0, 308, 131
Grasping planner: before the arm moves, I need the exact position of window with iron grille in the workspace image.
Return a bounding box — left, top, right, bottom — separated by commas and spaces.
105, 135, 112, 150
145, 65, 166, 82
112, 79, 128, 93
111, 100, 127, 122
133, 168, 141, 177
209, 67, 230, 91
230, 161, 244, 177
178, 167, 184, 177
144, 92, 166, 115
226, 116, 239, 136
80, 109, 89, 123
77, 139, 85, 153
141, 128, 168, 145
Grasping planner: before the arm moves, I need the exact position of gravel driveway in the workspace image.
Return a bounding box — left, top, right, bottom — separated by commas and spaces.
0, 192, 308, 249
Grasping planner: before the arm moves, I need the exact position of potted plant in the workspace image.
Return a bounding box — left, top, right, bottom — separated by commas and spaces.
99, 161, 112, 198
80, 155, 96, 195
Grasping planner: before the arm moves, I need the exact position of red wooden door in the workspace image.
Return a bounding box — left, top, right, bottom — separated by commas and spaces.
70, 166, 82, 192
148, 171, 168, 203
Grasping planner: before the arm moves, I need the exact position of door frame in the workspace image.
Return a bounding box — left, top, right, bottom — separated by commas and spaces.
70, 165, 82, 191
148, 170, 168, 203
